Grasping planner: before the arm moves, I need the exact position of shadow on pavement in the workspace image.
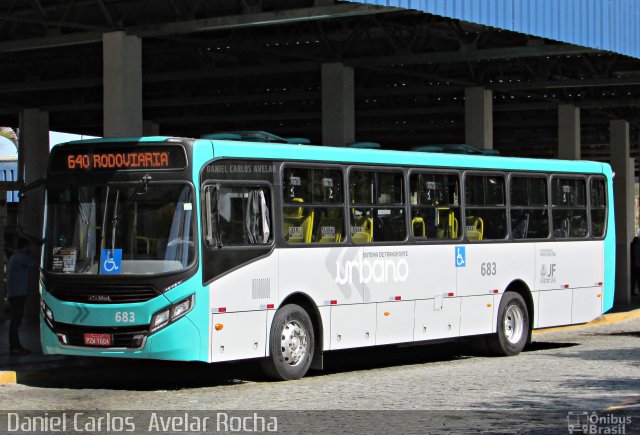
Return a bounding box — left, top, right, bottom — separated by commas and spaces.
524, 341, 579, 352
594, 330, 640, 338
14, 339, 579, 391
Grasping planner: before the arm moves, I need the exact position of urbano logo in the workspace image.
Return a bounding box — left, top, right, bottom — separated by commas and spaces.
335, 255, 409, 285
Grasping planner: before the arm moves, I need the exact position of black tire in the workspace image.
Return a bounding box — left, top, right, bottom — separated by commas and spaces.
261, 304, 315, 381
485, 292, 529, 356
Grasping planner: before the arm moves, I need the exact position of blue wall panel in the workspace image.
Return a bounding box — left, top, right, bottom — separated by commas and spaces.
349, 0, 640, 59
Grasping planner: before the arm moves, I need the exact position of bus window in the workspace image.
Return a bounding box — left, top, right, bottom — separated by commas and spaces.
349, 170, 406, 242
283, 168, 312, 203
552, 177, 588, 238
312, 168, 343, 204
283, 167, 344, 244
47, 183, 196, 274
377, 172, 404, 204
590, 178, 607, 238
464, 175, 507, 240
410, 172, 461, 240
509, 177, 549, 239
350, 171, 374, 204
206, 185, 271, 247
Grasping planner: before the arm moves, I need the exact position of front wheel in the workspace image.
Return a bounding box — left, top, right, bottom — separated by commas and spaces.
485, 292, 529, 356
261, 304, 315, 380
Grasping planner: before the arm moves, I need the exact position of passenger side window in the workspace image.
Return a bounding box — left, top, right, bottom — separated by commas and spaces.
464, 175, 507, 240
551, 177, 588, 238
349, 170, 406, 242
410, 172, 461, 240
282, 167, 344, 244
204, 185, 271, 247
590, 178, 607, 238
509, 177, 549, 239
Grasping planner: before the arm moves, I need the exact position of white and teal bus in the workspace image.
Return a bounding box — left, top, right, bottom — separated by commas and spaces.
36, 136, 614, 380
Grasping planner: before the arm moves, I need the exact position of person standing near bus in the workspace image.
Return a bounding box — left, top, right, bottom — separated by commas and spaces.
6, 238, 37, 355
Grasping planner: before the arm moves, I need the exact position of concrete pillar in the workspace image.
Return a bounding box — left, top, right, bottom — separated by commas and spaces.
143, 120, 160, 136
321, 63, 354, 147
103, 31, 142, 137
558, 104, 581, 160
464, 87, 493, 150
18, 108, 49, 320
610, 119, 634, 305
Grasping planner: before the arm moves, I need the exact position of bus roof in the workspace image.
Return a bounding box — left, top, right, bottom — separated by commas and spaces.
53, 136, 610, 175
203, 139, 609, 175
60, 136, 175, 145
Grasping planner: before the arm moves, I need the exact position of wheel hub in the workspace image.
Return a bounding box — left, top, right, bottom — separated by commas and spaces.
503, 304, 524, 344
280, 320, 307, 366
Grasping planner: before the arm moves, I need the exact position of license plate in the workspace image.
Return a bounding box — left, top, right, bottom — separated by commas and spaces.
83, 333, 112, 347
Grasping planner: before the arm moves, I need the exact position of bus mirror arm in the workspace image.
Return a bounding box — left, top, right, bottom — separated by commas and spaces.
17, 178, 46, 246
18, 178, 45, 199
17, 224, 45, 246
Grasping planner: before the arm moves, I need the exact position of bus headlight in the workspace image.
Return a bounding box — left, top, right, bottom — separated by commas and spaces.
171, 296, 193, 320
149, 294, 194, 334
40, 300, 54, 329
150, 309, 171, 333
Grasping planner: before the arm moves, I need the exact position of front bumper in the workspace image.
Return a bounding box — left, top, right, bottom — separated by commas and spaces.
41, 313, 203, 361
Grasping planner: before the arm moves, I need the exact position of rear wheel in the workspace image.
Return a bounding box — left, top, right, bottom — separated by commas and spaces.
485, 292, 529, 356
261, 304, 314, 380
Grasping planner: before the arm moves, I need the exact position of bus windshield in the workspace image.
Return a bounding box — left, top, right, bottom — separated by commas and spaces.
45, 182, 195, 275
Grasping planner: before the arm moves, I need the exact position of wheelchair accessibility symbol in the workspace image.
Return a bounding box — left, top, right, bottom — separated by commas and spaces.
455, 246, 466, 268
100, 249, 122, 274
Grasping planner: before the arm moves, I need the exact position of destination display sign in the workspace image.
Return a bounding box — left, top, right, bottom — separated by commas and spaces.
51, 144, 187, 172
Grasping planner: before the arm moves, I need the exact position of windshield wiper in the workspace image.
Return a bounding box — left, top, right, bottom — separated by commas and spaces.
111, 174, 152, 230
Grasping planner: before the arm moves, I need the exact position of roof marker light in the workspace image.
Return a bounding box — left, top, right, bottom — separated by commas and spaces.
217, 307, 227, 313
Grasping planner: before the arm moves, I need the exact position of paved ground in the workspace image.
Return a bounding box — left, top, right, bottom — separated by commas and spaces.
0, 316, 639, 432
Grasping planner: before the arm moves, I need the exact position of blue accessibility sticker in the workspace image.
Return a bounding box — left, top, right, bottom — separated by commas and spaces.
100, 249, 122, 274
455, 246, 466, 268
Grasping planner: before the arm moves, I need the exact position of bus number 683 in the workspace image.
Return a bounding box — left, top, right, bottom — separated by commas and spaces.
481, 262, 497, 276
115, 312, 135, 323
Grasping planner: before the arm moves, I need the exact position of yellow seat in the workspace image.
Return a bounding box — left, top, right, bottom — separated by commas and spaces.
436, 208, 458, 239
316, 222, 342, 243
412, 216, 426, 237
351, 214, 373, 243
465, 216, 484, 241
283, 198, 314, 243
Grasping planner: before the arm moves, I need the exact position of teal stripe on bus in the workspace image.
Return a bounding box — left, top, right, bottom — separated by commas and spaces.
602, 164, 616, 313
205, 140, 607, 175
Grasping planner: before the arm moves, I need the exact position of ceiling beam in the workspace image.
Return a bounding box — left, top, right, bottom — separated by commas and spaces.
0, 3, 400, 53
349, 44, 597, 67
3, 89, 640, 116
490, 76, 640, 91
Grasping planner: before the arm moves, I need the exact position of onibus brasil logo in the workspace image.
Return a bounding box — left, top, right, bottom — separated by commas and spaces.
567, 411, 631, 434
